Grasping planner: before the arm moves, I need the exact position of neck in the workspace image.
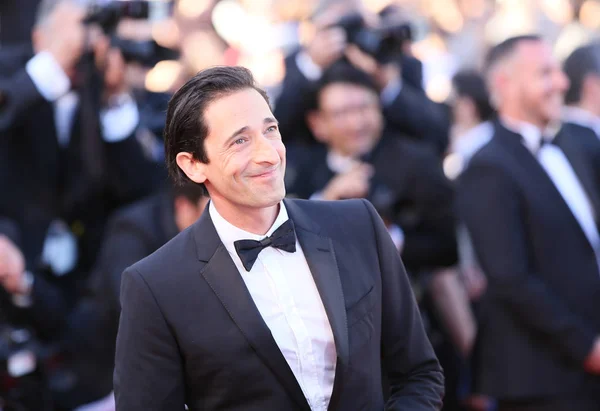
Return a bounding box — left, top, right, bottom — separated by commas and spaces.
500, 106, 547, 130
210, 197, 280, 235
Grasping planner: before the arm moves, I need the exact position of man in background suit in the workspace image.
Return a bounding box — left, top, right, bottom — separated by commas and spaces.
0, 0, 160, 273
288, 61, 457, 275
562, 43, 600, 172
114, 65, 444, 410
458, 35, 600, 410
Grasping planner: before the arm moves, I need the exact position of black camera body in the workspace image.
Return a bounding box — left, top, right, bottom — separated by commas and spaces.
333, 12, 412, 64
84, 1, 176, 67
84, 0, 172, 33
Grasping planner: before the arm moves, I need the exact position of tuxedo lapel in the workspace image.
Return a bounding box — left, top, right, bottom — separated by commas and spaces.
192, 208, 310, 411
284, 200, 350, 409
494, 122, 597, 248
555, 130, 600, 218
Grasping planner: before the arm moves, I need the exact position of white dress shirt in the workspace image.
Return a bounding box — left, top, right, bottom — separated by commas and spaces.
209, 202, 336, 411
502, 117, 600, 269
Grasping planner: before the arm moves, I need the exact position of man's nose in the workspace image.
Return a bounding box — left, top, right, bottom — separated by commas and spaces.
253, 134, 280, 164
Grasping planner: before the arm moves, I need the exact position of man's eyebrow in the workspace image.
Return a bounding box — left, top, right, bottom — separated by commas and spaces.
225, 126, 250, 146
224, 118, 280, 146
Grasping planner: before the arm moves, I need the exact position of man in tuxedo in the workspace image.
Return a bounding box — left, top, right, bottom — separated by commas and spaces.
114, 66, 444, 410
458, 35, 600, 410
562, 42, 600, 169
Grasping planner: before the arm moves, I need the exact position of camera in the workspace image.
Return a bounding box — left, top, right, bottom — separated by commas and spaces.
332, 12, 412, 64
84, 1, 177, 67
84, 0, 173, 34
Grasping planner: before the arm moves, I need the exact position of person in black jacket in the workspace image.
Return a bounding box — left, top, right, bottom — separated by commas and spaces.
0, 0, 163, 277
287, 61, 457, 274
458, 35, 600, 410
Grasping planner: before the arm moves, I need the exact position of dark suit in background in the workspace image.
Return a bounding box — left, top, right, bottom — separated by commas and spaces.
115, 198, 444, 410
288, 135, 458, 274
457, 121, 600, 408
0, 45, 162, 271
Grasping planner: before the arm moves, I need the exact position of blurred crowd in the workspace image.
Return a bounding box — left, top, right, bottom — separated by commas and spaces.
1, 0, 600, 410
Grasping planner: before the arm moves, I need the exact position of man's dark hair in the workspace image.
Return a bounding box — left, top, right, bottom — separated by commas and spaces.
563, 43, 600, 104
452, 70, 495, 121
164, 66, 271, 190
484, 34, 542, 75
310, 60, 379, 110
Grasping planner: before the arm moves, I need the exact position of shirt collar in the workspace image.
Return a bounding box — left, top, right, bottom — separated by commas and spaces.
563, 106, 600, 136
500, 116, 559, 154
453, 121, 494, 160
209, 200, 290, 257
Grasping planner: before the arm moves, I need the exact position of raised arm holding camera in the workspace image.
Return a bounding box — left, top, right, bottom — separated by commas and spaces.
0, 0, 160, 272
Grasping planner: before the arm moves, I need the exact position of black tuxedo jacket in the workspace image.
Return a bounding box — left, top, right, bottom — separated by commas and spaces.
457, 121, 600, 400
114, 199, 444, 410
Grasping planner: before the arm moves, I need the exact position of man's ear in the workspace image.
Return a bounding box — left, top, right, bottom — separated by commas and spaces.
307, 110, 329, 144
176, 152, 207, 184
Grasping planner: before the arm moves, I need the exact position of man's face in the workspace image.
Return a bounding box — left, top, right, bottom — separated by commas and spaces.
512, 40, 569, 125
312, 82, 383, 157
198, 88, 286, 212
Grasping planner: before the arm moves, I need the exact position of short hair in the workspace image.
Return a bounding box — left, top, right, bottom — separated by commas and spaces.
452, 70, 495, 121
164, 66, 270, 190
563, 43, 600, 104
484, 34, 543, 75
310, 60, 379, 110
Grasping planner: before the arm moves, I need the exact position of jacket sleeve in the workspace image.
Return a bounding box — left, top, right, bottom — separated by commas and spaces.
361, 199, 444, 410
114, 267, 186, 411
0, 67, 46, 133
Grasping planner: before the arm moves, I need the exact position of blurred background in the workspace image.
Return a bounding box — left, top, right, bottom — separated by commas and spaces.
1, 0, 600, 410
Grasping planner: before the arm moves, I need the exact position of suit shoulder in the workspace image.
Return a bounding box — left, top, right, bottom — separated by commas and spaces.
126, 224, 196, 285
288, 198, 372, 236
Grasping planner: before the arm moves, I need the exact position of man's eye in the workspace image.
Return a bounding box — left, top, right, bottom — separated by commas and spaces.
233, 138, 247, 145
266, 125, 278, 133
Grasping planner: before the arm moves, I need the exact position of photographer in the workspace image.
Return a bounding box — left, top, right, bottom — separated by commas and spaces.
275, 1, 450, 155
0, 0, 161, 277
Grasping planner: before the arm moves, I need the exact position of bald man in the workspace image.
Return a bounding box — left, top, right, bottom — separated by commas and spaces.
457, 35, 600, 410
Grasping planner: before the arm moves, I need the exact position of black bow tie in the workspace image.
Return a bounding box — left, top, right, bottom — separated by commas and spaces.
234, 219, 297, 272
